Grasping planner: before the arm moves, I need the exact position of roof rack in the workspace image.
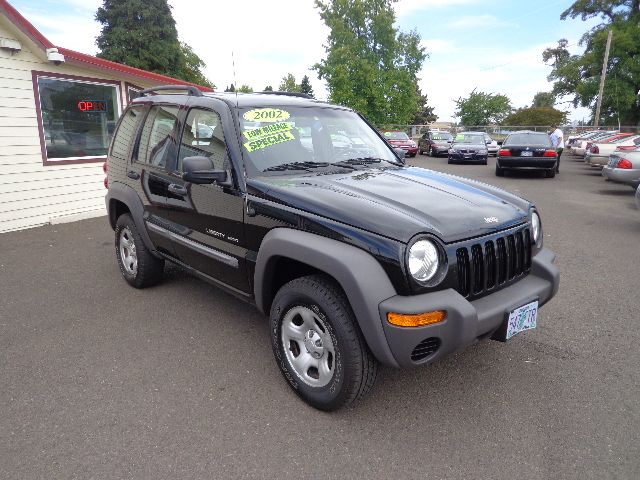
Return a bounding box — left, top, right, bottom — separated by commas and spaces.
256, 91, 312, 99
140, 85, 203, 97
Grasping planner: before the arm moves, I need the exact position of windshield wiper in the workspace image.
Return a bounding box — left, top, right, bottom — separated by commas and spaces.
263, 161, 330, 172
330, 157, 384, 167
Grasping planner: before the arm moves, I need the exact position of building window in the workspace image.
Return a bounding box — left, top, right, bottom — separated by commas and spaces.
34, 73, 121, 164
127, 86, 142, 103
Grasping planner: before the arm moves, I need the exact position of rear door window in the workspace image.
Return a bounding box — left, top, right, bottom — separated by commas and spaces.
136, 105, 180, 168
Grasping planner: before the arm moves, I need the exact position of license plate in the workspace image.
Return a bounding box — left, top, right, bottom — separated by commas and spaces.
506, 300, 538, 340
521, 151, 533, 157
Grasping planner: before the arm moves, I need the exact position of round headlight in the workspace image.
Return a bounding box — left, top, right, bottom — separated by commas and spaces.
531, 212, 541, 244
408, 239, 440, 282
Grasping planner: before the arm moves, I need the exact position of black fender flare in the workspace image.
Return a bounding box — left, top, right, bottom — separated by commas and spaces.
254, 228, 400, 367
105, 182, 159, 257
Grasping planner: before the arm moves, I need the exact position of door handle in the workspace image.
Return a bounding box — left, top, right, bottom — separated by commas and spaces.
168, 183, 188, 196
127, 170, 140, 180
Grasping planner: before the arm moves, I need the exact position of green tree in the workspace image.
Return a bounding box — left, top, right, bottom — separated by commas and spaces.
237, 85, 254, 93
543, 1, 640, 126
313, 0, 426, 125
178, 43, 214, 88
263, 85, 274, 91
532, 91, 556, 108
300, 75, 315, 98
278, 73, 302, 92
454, 89, 512, 125
504, 107, 567, 126
411, 87, 437, 124
224, 84, 235, 92
95, 0, 212, 86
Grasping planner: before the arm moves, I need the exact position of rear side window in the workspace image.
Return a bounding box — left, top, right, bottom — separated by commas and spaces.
137, 105, 180, 167
504, 133, 552, 147
110, 105, 144, 160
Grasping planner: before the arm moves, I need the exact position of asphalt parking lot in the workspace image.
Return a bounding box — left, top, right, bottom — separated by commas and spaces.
1, 153, 638, 479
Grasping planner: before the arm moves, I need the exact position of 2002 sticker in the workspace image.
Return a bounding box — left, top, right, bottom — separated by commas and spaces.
243, 108, 290, 122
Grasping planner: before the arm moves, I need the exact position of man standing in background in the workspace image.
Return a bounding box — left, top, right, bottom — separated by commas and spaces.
549, 125, 564, 174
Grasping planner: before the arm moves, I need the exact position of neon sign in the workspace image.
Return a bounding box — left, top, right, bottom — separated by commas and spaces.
77, 100, 107, 112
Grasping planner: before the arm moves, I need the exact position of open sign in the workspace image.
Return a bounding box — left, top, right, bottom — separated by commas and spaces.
77, 100, 107, 112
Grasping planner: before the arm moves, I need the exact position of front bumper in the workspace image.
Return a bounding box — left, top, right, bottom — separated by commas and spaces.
432, 144, 450, 154
377, 248, 559, 368
404, 147, 418, 156
602, 166, 640, 186
497, 157, 556, 170
449, 151, 488, 162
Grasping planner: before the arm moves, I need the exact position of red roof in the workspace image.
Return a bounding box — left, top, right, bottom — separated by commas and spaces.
0, 0, 213, 91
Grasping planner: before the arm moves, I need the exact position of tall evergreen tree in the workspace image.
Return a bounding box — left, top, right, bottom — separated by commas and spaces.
412, 87, 437, 124
224, 84, 236, 92
314, 0, 426, 125
264, 85, 274, 91
300, 75, 315, 98
95, 0, 212, 86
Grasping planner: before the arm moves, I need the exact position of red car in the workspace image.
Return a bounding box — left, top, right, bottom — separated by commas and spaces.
382, 130, 418, 157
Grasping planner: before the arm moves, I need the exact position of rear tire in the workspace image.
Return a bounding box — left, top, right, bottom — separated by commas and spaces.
495, 165, 505, 176
546, 169, 556, 178
270, 274, 378, 411
115, 214, 164, 288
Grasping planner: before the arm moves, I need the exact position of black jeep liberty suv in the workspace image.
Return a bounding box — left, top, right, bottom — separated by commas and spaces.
105, 86, 559, 411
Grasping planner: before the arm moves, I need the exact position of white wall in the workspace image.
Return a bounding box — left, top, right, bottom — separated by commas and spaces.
0, 17, 156, 233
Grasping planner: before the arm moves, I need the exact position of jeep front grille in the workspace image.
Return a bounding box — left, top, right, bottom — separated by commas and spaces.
456, 228, 532, 298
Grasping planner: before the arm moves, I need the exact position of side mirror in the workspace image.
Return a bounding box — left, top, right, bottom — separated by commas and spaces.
486, 139, 492, 145
182, 155, 231, 186
393, 147, 407, 163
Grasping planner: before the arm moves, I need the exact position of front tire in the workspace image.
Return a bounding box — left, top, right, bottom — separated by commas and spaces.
270, 275, 378, 411
115, 214, 164, 288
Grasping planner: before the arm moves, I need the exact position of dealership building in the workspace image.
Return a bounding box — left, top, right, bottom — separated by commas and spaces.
0, 0, 210, 233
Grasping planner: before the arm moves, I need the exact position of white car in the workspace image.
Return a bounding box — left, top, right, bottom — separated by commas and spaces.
572, 131, 618, 156
586, 135, 640, 167
464, 131, 499, 156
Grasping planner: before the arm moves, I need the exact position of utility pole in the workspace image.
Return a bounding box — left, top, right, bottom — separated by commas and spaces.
594, 29, 613, 128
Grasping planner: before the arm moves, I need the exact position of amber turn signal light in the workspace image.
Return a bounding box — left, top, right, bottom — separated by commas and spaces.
387, 310, 447, 327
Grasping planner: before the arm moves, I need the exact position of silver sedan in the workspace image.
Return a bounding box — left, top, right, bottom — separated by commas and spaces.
602, 149, 640, 188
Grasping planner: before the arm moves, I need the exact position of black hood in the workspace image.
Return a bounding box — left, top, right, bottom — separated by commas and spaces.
247, 166, 530, 244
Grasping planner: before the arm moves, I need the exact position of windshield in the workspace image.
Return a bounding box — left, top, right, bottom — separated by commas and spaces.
453, 133, 485, 144
504, 133, 552, 147
239, 106, 398, 173
432, 133, 452, 141
383, 131, 410, 140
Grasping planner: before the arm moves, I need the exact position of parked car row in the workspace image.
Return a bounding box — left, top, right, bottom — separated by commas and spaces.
568, 130, 640, 191
567, 130, 640, 209
416, 130, 499, 158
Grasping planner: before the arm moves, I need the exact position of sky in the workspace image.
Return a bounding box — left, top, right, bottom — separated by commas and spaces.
11, 0, 601, 123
